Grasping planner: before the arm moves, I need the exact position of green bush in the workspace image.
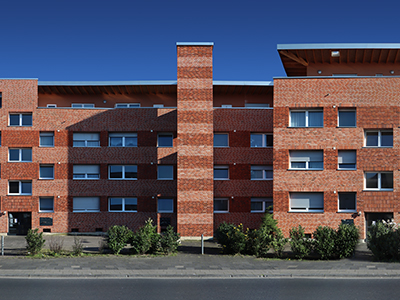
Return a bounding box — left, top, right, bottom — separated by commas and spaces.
313, 226, 336, 260
25, 228, 45, 255
215, 222, 246, 254
289, 225, 314, 259
160, 225, 180, 254
335, 223, 359, 259
130, 218, 160, 254
367, 221, 400, 261
107, 225, 133, 254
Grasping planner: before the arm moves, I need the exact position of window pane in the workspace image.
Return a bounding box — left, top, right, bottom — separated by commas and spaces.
40, 166, 54, 179
9, 149, 19, 161
21, 149, 32, 161
291, 162, 306, 169
158, 134, 173, 147
250, 134, 263, 147
251, 201, 263, 211
158, 199, 173, 212
21, 182, 32, 194
125, 137, 137, 147
309, 161, 323, 169
158, 165, 173, 179
214, 199, 228, 211
40, 198, 54, 211
251, 169, 263, 179
308, 111, 323, 127
339, 193, 356, 211
214, 134, 228, 147
366, 132, 378, 146
9, 182, 19, 193
21, 114, 32, 126
381, 173, 393, 189
366, 173, 378, 188
9, 115, 20, 126
266, 134, 273, 147
339, 111, 356, 127
381, 132, 393, 147
110, 137, 123, 146
124, 166, 137, 179
110, 166, 123, 178
124, 198, 137, 211
265, 170, 273, 179
40, 135, 54, 147
109, 198, 123, 211
214, 168, 228, 179
290, 112, 305, 127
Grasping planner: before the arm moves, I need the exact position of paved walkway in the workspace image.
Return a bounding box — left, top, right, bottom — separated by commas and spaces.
0, 235, 399, 279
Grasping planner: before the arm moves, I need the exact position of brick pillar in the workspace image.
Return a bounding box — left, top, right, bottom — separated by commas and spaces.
176, 42, 214, 238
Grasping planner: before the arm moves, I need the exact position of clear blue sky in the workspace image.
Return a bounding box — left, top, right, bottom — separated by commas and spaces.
1, 0, 398, 82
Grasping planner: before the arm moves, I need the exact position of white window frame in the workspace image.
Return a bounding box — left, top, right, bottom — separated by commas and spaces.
108, 165, 137, 180
73, 133, 100, 147
108, 132, 137, 147
364, 172, 393, 191
289, 109, 323, 128
364, 130, 393, 148
108, 197, 137, 212
158, 198, 173, 213
157, 133, 173, 147
39, 132, 54, 147
157, 165, 174, 180
214, 166, 229, 180
214, 133, 229, 147
338, 192, 357, 213
8, 181, 32, 195
115, 103, 140, 108
289, 150, 323, 170
73, 165, 100, 180
251, 198, 273, 213
214, 198, 229, 213
73, 197, 100, 212
250, 133, 273, 148
71, 104, 95, 108
337, 150, 357, 170
9, 113, 32, 126
39, 165, 54, 180
290, 192, 324, 212
39, 197, 54, 212
338, 109, 356, 127
251, 165, 273, 180
8, 148, 32, 162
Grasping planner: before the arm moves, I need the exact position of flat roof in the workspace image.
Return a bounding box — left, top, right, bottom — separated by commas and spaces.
176, 42, 214, 46
278, 43, 400, 50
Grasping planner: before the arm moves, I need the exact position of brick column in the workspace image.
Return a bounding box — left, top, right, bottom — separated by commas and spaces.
176, 42, 214, 238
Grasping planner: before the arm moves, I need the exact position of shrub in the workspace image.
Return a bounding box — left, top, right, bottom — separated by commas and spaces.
160, 225, 180, 254
215, 222, 246, 254
289, 225, 313, 259
25, 228, 45, 255
313, 226, 336, 260
367, 220, 400, 261
130, 218, 160, 254
72, 236, 84, 255
48, 236, 64, 254
335, 223, 359, 259
107, 225, 132, 254
271, 231, 287, 258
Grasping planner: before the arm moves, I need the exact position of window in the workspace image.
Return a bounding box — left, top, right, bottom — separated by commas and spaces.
9, 148, 32, 162
251, 198, 273, 213
109, 132, 137, 147
39, 165, 54, 180
338, 109, 356, 127
73, 165, 100, 179
40, 132, 54, 147
71, 104, 94, 108
338, 193, 356, 212
73, 197, 100, 212
73, 133, 100, 147
290, 192, 324, 212
338, 151, 356, 170
365, 130, 393, 147
8, 181, 32, 195
289, 151, 323, 170
245, 103, 270, 108
158, 198, 173, 213
9, 113, 32, 126
158, 165, 173, 180
214, 166, 229, 180
290, 110, 323, 127
153, 104, 164, 108
250, 133, 273, 147
109, 165, 137, 180
221, 104, 232, 108
0, 92, 2, 108
39, 197, 54, 212
115, 103, 140, 108
46, 104, 57, 108
365, 172, 393, 190
251, 166, 273, 180
109, 197, 137, 212
214, 198, 229, 213
157, 133, 173, 147
214, 133, 228, 147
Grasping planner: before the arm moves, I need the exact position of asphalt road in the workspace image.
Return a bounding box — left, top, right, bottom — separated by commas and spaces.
2, 278, 399, 300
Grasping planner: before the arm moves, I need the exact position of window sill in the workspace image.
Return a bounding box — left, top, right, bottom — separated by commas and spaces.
337, 210, 357, 213
337, 168, 357, 171
39, 146, 55, 148
73, 211, 100, 213
39, 178, 54, 180
8, 161, 33, 163
108, 178, 138, 180
362, 146, 393, 149
8, 194, 32, 196
39, 211, 54, 213
250, 146, 273, 148
109, 211, 137, 213
251, 179, 273, 181
72, 178, 100, 180
214, 211, 229, 214
251, 211, 273, 213
214, 179, 230, 180
72, 146, 101, 148
288, 126, 324, 128
289, 210, 324, 213
157, 178, 174, 180
288, 168, 324, 171
108, 146, 138, 148
363, 189, 393, 192
337, 126, 357, 128
214, 146, 229, 148
158, 211, 174, 213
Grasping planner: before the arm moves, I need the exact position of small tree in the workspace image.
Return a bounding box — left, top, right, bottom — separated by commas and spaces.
130, 219, 160, 254
367, 220, 400, 261
313, 226, 336, 260
289, 225, 313, 259
335, 223, 359, 259
160, 225, 180, 254
107, 225, 132, 254
25, 228, 45, 255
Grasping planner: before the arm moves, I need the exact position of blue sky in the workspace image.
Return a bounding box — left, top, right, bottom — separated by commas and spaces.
1, 0, 398, 82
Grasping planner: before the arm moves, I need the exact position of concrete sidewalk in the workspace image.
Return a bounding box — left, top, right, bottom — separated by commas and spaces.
0, 235, 399, 279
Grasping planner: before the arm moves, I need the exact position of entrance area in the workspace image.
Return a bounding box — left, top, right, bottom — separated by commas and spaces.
8, 212, 31, 235
365, 212, 394, 236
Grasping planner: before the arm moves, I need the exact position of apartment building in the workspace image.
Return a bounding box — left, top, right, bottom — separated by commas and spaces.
1, 42, 398, 239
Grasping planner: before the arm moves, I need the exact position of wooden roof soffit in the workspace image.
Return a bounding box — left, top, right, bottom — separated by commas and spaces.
280, 50, 309, 67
